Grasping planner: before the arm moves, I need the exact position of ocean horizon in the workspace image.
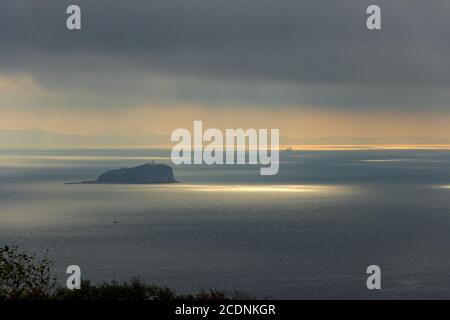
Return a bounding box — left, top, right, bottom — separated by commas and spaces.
2, 147, 450, 299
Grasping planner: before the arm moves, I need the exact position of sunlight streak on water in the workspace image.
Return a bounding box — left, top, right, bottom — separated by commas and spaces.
186, 184, 335, 193
105, 183, 353, 197
360, 159, 416, 163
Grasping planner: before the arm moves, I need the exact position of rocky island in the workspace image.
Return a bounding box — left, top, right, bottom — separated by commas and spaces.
74, 163, 177, 184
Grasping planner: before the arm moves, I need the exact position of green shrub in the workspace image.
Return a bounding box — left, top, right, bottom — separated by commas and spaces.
0, 245, 56, 300
1, 245, 250, 300
53, 279, 249, 300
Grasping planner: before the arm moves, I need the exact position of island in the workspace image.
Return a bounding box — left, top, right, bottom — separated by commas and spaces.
72, 163, 177, 184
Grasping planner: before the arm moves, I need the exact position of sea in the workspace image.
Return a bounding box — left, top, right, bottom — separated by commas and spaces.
1, 147, 450, 299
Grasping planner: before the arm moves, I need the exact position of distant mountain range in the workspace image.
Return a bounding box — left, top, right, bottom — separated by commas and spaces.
1, 129, 449, 148
281, 136, 450, 145
0, 129, 168, 148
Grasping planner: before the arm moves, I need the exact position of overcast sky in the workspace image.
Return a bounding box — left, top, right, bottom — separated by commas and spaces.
1, 0, 450, 143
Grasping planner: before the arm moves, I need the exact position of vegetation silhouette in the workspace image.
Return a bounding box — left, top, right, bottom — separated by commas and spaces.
0, 246, 250, 300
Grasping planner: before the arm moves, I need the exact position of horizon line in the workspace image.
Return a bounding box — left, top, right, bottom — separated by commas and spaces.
2, 144, 450, 151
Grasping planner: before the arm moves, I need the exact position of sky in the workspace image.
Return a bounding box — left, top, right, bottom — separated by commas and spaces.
1, 0, 450, 146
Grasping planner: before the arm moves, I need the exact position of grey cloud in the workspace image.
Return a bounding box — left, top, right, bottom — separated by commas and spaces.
1, 0, 450, 110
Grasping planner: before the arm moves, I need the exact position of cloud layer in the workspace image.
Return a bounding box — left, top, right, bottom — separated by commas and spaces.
1, 0, 450, 111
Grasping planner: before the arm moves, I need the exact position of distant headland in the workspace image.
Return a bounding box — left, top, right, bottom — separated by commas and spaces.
68, 163, 177, 184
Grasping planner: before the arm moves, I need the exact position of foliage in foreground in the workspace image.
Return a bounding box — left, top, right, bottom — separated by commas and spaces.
0, 245, 55, 300
54, 279, 249, 300
0, 246, 249, 300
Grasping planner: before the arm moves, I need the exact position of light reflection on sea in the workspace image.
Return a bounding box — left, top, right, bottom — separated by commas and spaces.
1, 148, 450, 299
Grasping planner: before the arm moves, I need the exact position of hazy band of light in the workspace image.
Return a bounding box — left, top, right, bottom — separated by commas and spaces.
285, 145, 450, 151
120, 184, 352, 194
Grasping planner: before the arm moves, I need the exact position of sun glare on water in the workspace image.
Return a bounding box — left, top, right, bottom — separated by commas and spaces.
182, 184, 340, 193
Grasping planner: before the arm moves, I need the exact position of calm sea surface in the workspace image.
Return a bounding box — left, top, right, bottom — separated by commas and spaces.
1, 148, 450, 299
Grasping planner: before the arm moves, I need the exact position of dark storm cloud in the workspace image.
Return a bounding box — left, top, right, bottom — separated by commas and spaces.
1, 0, 450, 109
